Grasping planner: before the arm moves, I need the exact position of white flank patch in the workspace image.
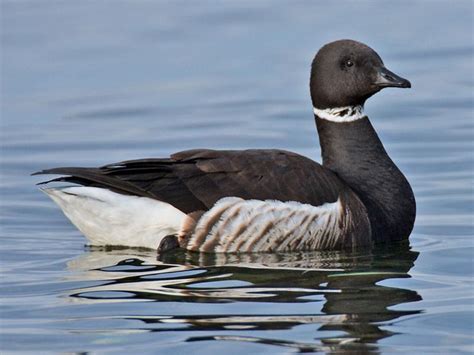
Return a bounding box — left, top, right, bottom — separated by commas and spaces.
42, 187, 186, 249
313, 105, 365, 122
187, 197, 343, 252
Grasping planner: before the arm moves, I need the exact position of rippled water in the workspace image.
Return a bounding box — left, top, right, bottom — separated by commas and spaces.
1, 1, 473, 353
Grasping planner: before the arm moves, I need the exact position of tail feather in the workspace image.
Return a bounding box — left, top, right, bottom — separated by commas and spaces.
42, 186, 186, 250
33, 167, 154, 198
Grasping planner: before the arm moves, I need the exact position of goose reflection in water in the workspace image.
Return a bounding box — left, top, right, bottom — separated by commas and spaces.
65, 242, 421, 353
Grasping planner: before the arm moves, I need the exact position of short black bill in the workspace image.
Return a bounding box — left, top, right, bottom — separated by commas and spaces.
375, 67, 411, 88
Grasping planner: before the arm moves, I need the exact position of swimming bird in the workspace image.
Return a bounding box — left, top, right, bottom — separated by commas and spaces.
34, 39, 416, 253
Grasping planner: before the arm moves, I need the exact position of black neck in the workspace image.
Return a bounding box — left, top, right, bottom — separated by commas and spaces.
315, 116, 416, 243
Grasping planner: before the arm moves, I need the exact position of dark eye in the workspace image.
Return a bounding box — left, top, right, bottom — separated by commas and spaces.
346, 60, 354, 67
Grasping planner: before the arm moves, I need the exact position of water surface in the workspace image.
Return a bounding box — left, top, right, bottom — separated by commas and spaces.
1, 1, 473, 353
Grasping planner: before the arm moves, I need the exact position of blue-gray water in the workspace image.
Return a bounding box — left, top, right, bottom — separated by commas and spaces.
1, 1, 473, 353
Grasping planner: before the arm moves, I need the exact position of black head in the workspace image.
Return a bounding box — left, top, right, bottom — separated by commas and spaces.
310, 39, 411, 109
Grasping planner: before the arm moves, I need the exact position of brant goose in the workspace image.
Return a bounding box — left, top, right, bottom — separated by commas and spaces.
34, 40, 416, 253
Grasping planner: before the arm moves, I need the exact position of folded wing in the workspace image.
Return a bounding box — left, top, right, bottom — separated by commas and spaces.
34, 149, 346, 213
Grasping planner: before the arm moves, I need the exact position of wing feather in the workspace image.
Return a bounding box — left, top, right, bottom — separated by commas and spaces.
34, 149, 345, 213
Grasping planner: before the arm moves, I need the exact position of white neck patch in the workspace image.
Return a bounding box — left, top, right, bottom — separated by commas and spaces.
313, 105, 365, 122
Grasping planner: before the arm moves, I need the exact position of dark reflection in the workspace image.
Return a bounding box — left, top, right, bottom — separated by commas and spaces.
66, 242, 421, 354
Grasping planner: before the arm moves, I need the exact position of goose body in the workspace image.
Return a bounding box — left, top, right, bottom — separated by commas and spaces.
35, 40, 416, 252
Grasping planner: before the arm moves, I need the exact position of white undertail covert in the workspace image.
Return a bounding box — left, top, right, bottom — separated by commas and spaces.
43, 187, 186, 249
